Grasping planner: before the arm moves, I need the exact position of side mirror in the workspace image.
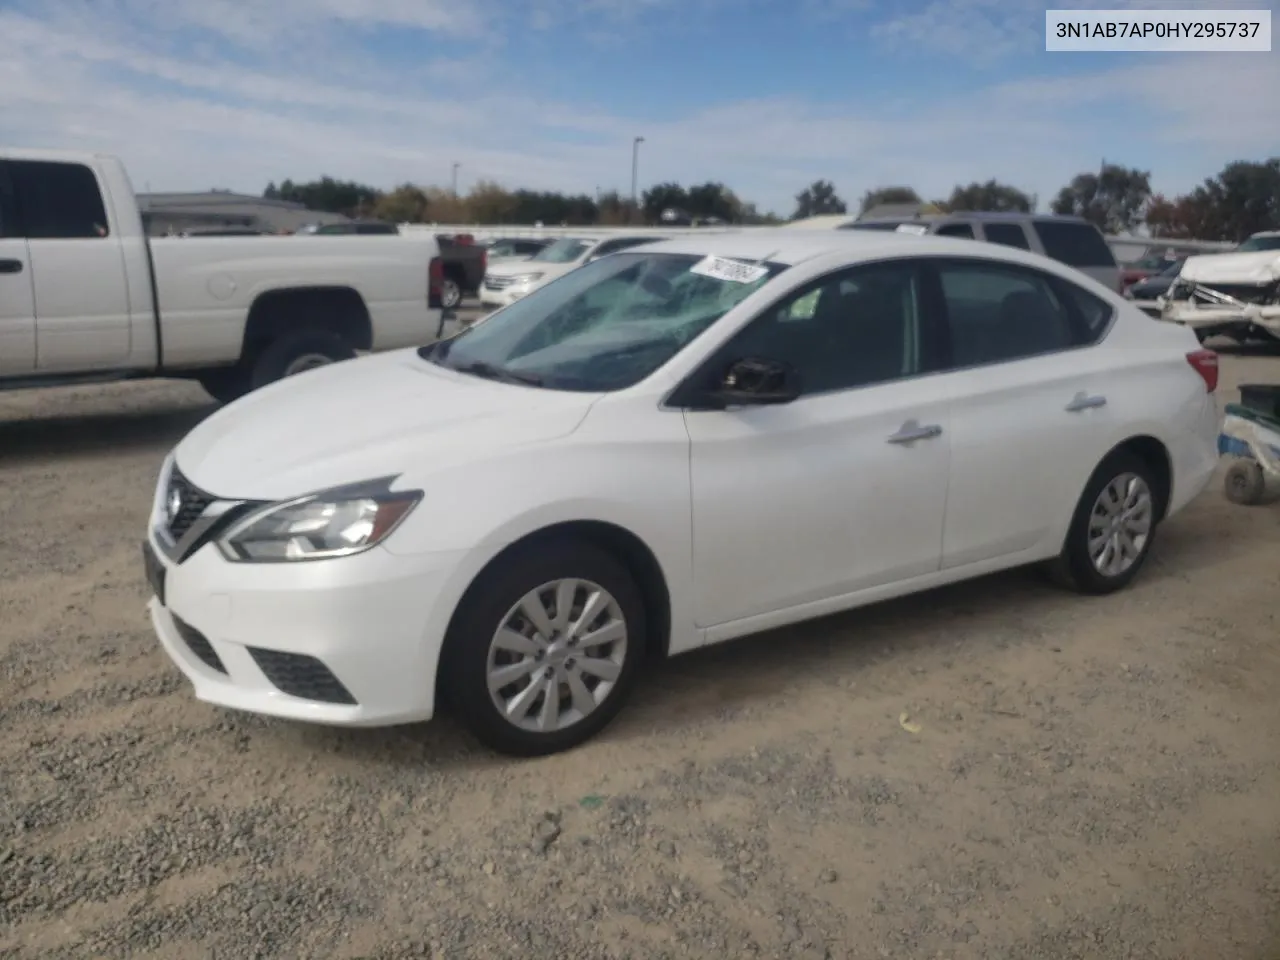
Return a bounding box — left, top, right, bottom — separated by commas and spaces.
707, 357, 801, 407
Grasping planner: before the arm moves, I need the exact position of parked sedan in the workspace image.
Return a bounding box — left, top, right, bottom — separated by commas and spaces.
1125, 257, 1186, 303
480, 235, 660, 308
143, 231, 1221, 756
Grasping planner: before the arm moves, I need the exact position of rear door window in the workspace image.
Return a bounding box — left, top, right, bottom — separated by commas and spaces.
935, 260, 1081, 367
8, 160, 110, 239
1032, 220, 1116, 267
935, 222, 975, 239
981, 222, 1031, 250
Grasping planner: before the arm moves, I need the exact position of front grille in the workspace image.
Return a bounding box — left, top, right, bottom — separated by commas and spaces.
484, 275, 514, 290
247, 648, 357, 705
166, 466, 215, 541
173, 615, 226, 673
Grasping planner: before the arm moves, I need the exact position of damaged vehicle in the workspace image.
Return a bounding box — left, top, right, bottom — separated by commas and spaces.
1159, 231, 1280, 343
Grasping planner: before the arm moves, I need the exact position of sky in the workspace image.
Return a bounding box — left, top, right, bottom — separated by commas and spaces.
1, 0, 1277, 217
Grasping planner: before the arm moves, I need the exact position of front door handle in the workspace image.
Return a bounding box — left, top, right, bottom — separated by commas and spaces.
1065, 392, 1107, 412
0, 259, 23, 275
887, 420, 943, 444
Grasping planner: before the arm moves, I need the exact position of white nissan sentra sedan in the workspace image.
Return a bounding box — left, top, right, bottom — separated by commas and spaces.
142, 230, 1221, 756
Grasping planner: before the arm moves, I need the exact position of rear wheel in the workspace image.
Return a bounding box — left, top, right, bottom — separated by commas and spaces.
440, 539, 645, 757
441, 277, 463, 310
249, 330, 356, 389
1048, 451, 1159, 595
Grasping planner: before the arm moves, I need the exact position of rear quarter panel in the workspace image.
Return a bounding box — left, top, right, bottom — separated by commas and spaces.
149, 235, 439, 367
1071, 304, 1219, 524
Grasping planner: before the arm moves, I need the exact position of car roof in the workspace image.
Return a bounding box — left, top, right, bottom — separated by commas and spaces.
636, 228, 1066, 269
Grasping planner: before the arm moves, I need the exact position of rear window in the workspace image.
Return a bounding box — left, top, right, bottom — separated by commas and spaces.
982, 222, 1031, 250
1032, 220, 1116, 267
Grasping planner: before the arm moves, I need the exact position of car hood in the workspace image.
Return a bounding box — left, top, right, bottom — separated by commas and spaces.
1180, 251, 1280, 286
485, 260, 580, 280
173, 349, 598, 500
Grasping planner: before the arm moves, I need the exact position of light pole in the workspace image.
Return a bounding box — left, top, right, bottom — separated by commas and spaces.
451, 162, 460, 197
630, 136, 644, 223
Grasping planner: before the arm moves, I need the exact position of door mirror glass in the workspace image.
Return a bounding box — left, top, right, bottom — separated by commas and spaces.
709, 357, 801, 406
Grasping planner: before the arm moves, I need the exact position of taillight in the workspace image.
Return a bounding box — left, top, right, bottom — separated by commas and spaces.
428, 256, 444, 309
1186, 348, 1218, 392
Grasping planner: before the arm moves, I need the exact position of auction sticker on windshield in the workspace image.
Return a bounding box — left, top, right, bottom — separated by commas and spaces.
895, 224, 929, 236
690, 255, 769, 285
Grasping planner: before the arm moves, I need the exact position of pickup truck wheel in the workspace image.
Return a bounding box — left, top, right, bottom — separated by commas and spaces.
251, 331, 356, 388
197, 368, 251, 404
441, 277, 463, 310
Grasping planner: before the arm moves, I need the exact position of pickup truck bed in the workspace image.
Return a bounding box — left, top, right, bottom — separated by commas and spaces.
0, 148, 454, 403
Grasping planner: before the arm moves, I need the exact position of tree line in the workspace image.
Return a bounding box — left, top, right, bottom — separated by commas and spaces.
261, 155, 1280, 242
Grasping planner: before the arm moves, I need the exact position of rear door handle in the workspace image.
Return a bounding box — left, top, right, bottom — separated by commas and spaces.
0, 259, 23, 275
1065, 392, 1107, 412
887, 420, 943, 444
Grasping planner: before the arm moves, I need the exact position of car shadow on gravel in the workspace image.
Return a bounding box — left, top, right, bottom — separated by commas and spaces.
0, 404, 216, 464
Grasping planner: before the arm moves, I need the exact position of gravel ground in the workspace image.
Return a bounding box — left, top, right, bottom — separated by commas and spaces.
2, 343, 1279, 960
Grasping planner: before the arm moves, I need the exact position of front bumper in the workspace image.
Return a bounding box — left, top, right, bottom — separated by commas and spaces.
1159, 298, 1280, 340
478, 280, 543, 308
145, 531, 470, 727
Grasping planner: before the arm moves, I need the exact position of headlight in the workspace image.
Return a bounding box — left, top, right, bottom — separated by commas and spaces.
511, 273, 544, 285
217, 478, 421, 562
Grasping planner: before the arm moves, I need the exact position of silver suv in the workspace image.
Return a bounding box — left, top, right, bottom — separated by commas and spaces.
841, 213, 1122, 294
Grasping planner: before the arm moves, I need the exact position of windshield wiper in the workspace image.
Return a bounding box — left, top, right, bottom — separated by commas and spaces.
449, 361, 544, 387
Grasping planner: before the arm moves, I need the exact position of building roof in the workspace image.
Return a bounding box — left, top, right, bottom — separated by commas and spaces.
137, 191, 349, 233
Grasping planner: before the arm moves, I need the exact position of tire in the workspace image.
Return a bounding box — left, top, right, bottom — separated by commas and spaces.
249, 330, 357, 389
440, 539, 646, 757
441, 277, 463, 310
1047, 450, 1160, 595
1224, 460, 1266, 506
196, 367, 250, 404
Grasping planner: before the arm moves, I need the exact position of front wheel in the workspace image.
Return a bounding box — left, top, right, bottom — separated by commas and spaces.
1047, 451, 1159, 595
440, 540, 645, 757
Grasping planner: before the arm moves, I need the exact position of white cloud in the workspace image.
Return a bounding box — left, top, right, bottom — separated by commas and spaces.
1, 0, 1277, 216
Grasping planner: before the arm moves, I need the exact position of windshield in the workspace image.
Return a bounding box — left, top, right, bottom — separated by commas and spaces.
531, 238, 593, 263
1159, 258, 1186, 276
421, 251, 788, 392
1236, 236, 1280, 252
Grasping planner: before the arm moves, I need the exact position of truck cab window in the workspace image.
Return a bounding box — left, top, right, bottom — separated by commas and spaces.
9, 160, 111, 239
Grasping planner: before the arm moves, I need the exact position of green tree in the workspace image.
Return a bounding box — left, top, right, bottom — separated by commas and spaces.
685, 181, 741, 222
945, 179, 1034, 213
641, 182, 689, 224
791, 179, 846, 219
1050, 163, 1151, 233
273, 176, 383, 216
858, 186, 922, 216
1179, 158, 1280, 241
371, 184, 430, 223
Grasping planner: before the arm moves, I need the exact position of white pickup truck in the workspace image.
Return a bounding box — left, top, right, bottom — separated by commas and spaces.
0, 149, 455, 402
